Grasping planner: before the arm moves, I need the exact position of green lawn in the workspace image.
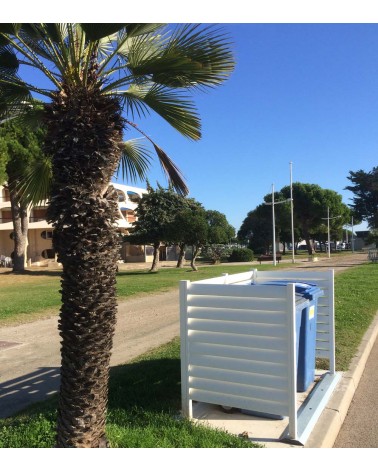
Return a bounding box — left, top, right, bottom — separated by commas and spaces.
0, 262, 291, 325
0, 339, 259, 448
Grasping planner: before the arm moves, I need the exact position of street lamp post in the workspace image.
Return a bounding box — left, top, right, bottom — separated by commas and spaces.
290, 162, 295, 263
265, 184, 291, 266
321, 207, 341, 258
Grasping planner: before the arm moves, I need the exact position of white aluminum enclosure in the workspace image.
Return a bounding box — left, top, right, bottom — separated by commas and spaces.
180, 269, 340, 445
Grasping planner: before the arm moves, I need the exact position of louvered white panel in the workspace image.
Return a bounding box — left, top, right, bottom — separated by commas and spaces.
189, 377, 289, 403
189, 306, 288, 324
188, 283, 285, 298
190, 365, 289, 389
188, 319, 287, 338
316, 332, 330, 342
188, 296, 286, 311
189, 353, 286, 376
190, 342, 287, 364
189, 330, 289, 351
190, 389, 290, 417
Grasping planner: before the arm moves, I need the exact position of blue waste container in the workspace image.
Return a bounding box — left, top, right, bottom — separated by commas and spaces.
253, 281, 324, 392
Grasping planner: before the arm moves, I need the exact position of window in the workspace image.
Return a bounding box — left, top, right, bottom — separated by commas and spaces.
41, 230, 53, 240
115, 189, 126, 202
42, 249, 55, 259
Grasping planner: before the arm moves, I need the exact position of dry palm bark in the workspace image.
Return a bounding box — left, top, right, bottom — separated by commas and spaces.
45, 78, 123, 447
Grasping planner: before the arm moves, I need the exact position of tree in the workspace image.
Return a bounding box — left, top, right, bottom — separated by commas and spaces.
345, 167, 378, 229
366, 229, 378, 247
238, 204, 272, 254
0, 24, 234, 447
206, 210, 235, 244
126, 184, 186, 271
0, 121, 49, 271
168, 199, 208, 270
281, 183, 351, 255
238, 193, 294, 255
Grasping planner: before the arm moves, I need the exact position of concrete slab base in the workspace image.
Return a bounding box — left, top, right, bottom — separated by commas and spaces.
190, 369, 340, 448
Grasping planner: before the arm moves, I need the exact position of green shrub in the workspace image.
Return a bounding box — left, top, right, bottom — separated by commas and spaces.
228, 247, 254, 262
200, 245, 232, 264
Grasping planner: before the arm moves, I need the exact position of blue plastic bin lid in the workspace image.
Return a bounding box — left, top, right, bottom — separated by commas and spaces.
252, 281, 323, 300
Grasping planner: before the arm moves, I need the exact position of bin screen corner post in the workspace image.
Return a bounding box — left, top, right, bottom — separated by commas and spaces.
328, 270, 336, 374
286, 283, 298, 441
180, 280, 192, 418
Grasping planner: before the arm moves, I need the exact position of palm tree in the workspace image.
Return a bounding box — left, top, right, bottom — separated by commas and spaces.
0, 23, 234, 447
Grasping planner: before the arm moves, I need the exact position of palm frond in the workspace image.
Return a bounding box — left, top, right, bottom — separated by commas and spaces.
116, 138, 152, 182
120, 83, 201, 140
80, 24, 127, 41
125, 120, 188, 196
11, 101, 45, 130
0, 45, 19, 74
0, 79, 32, 121
128, 24, 235, 89
152, 142, 188, 196
124, 24, 165, 38
17, 154, 52, 207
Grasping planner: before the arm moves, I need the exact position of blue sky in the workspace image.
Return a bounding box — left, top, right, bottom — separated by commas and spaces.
117, 22, 377, 234
5, 3, 378, 236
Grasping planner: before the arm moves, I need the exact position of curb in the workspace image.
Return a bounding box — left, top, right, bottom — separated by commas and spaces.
305, 310, 378, 448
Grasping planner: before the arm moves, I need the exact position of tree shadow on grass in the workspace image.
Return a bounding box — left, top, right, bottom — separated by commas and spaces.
1, 269, 62, 277
108, 357, 182, 415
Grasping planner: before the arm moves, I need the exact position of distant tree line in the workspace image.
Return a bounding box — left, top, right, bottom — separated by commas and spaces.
125, 184, 236, 271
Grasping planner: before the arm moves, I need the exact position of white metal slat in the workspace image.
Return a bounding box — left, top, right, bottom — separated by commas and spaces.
189, 353, 287, 376
188, 296, 287, 311
189, 377, 289, 403
190, 365, 289, 390
189, 330, 289, 351
189, 342, 288, 364
188, 319, 287, 338
189, 389, 290, 417
188, 306, 290, 324
188, 283, 286, 298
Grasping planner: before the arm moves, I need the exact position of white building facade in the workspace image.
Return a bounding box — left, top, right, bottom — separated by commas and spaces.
0, 182, 153, 266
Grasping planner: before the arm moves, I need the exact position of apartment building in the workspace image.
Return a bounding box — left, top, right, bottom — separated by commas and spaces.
0, 182, 152, 266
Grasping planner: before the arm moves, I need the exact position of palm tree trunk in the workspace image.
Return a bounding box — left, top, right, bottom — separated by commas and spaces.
150, 241, 160, 272
9, 188, 28, 272
45, 84, 124, 448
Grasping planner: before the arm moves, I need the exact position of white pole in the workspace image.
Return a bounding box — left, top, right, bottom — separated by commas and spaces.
327, 207, 331, 259
351, 216, 354, 253
272, 184, 276, 266
290, 162, 295, 263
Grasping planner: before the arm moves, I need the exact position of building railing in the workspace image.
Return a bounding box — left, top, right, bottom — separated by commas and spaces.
0, 217, 48, 224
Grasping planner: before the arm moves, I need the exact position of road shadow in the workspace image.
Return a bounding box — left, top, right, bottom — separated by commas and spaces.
0, 367, 60, 418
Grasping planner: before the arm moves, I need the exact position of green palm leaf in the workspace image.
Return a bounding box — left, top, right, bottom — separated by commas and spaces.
121, 83, 201, 140
117, 138, 152, 183
17, 154, 52, 207
128, 24, 234, 88
80, 24, 127, 41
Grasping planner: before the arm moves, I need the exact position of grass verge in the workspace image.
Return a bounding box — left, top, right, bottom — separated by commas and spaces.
0, 263, 290, 326
0, 339, 259, 448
